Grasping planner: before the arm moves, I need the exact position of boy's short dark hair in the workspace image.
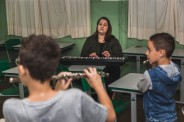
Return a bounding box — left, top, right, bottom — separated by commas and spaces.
149, 33, 175, 58
19, 34, 60, 83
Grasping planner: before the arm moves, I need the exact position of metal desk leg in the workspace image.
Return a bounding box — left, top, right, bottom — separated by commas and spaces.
19, 83, 24, 99
180, 59, 184, 101
131, 92, 137, 122
136, 56, 141, 73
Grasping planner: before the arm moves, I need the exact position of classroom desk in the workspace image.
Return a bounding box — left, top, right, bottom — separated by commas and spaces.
123, 46, 184, 102
123, 46, 147, 73
59, 42, 75, 51
2, 65, 105, 99
2, 67, 24, 99
68, 65, 105, 72
0, 41, 4, 45
13, 42, 75, 51
108, 73, 142, 122
0, 40, 4, 48
0, 38, 5, 44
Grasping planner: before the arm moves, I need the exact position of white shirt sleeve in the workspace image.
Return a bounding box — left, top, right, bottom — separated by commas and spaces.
137, 70, 152, 93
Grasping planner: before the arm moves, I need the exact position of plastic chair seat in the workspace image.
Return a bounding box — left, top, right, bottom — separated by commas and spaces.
81, 76, 130, 114
4, 39, 20, 62
112, 99, 129, 114
0, 60, 9, 78
0, 86, 19, 96
0, 59, 22, 96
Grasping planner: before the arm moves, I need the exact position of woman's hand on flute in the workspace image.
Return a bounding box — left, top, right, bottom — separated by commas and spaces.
55, 72, 72, 91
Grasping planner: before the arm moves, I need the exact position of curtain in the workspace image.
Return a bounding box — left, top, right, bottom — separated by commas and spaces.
175, 0, 184, 45
128, 0, 184, 45
6, 0, 91, 38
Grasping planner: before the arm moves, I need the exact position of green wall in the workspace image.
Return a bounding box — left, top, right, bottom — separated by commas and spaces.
0, 0, 183, 56
57, 1, 122, 56
0, 0, 7, 38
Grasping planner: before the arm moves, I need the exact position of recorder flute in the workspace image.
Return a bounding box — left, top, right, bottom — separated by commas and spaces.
9, 71, 109, 83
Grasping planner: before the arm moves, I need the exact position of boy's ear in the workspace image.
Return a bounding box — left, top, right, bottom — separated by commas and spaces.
18, 65, 27, 76
159, 49, 166, 58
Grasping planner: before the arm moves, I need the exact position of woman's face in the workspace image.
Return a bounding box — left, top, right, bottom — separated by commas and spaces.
97, 19, 108, 35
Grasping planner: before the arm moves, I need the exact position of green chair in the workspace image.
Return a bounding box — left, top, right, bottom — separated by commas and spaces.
4, 39, 20, 63
0, 60, 19, 96
81, 77, 129, 114
0, 86, 19, 96
56, 63, 69, 73
0, 60, 9, 79
52, 63, 71, 88
112, 98, 129, 114
81, 78, 97, 95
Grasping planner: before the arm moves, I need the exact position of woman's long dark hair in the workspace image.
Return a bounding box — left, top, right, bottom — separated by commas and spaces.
93, 17, 113, 41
